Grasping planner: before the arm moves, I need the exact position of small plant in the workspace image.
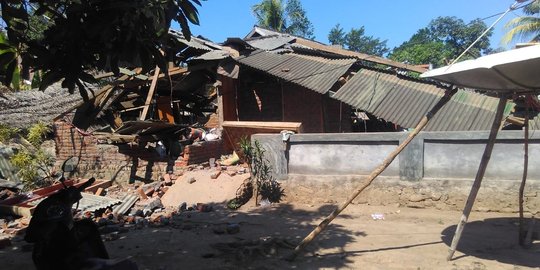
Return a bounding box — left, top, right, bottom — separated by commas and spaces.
27, 122, 52, 147
0, 124, 19, 143
11, 149, 55, 190
238, 137, 285, 206
9, 122, 55, 189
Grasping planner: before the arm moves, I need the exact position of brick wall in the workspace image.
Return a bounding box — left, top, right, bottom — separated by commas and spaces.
54, 120, 227, 183
182, 140, 227, 165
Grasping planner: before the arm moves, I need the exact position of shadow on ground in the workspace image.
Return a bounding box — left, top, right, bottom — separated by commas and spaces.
441, 217, 540, 268
190, 202, 361, 269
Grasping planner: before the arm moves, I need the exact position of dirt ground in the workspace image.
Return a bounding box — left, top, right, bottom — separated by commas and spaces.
1, 168, 539, 269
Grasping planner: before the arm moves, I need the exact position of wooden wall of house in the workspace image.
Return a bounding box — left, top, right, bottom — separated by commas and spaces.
237, 81, 283, 122
281, 83, 323, 133
219, 75, 238, 122
231, 71, 352, 133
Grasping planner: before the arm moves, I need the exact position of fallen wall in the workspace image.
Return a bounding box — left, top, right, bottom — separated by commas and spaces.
253, 131, 540, 213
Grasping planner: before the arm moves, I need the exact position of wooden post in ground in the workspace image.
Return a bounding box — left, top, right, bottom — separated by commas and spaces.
519, 94, 530, 246
447, 95, 508, 261
288, 88, 458, 260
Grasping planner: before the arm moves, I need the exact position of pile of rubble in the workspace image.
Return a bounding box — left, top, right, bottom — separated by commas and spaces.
0, 162, 251, 250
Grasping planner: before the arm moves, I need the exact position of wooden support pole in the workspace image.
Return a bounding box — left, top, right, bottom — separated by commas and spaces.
288, 88, 458, 261
519, 94, 530, 246
447, 96, 508, 261
140, 67, 161, 121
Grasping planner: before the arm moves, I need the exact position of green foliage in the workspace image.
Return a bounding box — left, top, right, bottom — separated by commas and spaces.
0, 31, 20, 89
235, 137, 285, 206
0, 124, 20, 143
503, 0, 540, 44
11, 148, 54, 189
0, 0, 203, 97
252, 0, 314, 39
328, 24, 389, 56
389, 16, 492, 67
284, 0, 314, 39
27, 122, 51, 147
328, 24, 346, 46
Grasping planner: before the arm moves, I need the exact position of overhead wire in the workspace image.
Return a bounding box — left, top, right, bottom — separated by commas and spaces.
449, 0, 536, 66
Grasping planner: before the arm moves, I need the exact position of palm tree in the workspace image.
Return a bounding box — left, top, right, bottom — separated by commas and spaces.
503, 0, 540, 44
252, 0, 286, 32
251, 0, 314, 38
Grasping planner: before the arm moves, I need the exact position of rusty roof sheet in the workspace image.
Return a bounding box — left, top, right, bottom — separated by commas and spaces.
236, 50, 356, 94
29, 193, 122, 213
332, 68, 514, 131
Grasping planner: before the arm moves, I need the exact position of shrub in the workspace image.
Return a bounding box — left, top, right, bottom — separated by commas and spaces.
0, 124, 19, 143
237, 137, 285, 205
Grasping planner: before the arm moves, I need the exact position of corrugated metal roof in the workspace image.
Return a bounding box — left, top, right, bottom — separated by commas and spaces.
29, 193, 122, 213
333, 68, 514, 131
236, 50, 356, 94
244, 26, 427, 73
169, 29, 222, 51
0, 147, 20, 183
245, 35, 295, 51
190, 50, 230, 61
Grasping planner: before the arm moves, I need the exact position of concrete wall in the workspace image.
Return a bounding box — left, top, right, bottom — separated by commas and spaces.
252, 131, 540, 212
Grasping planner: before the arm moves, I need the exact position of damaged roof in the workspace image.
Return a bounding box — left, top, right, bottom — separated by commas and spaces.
0, 84, 91, 128
332, 68, 514, 131
244, 26, 427, 73
236, 50, 355, 94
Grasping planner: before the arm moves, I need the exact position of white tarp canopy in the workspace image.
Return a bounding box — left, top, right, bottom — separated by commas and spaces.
421, 44, 540, 93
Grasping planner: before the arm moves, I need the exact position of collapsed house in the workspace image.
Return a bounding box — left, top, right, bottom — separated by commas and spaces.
2, 26, 539, 185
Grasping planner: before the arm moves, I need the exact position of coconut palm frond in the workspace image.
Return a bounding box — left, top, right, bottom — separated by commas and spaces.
523, 0, 540, 15
252, 0, 286, 32
502, 16, 540, 44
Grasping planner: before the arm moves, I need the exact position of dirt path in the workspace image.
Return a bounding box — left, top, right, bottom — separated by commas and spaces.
2, 202, 539, 270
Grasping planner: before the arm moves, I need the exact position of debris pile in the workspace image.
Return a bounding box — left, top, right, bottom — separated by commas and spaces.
0, 162, 251, 248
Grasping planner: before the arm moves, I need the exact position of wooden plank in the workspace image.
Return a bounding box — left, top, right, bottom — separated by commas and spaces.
140, 67, 161, 121
95, 187, 104, 196
222, 121, 303, 131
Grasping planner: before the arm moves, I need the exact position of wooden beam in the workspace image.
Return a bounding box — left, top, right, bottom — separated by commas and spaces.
519, 95, 530, 246
288, 88, 457, 261
140, 67, 161, 121
446, 96, 508, 261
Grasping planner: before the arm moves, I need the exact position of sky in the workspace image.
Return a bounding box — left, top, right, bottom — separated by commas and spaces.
186, 0, 530, 51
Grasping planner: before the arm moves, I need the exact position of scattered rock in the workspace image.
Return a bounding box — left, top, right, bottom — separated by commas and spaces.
188, 177, 196, 184
210, 170, 221, 179
409, 194, 426, 203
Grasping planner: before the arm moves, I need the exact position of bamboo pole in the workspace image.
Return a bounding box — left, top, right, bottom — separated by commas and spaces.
288, 88, 458, 260
519, 95, 530, 246
447, 95, 508, 261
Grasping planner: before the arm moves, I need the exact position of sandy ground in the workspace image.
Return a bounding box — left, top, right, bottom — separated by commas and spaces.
1, 169, 539, 269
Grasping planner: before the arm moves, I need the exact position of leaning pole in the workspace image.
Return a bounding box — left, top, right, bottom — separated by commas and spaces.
288, 88, 458, 260
446, 95, 508, 260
